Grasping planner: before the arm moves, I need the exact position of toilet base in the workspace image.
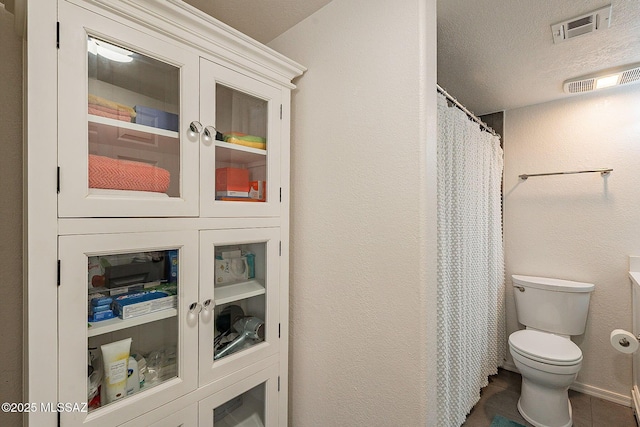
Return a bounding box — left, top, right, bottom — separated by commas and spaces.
517, 377, 573, 427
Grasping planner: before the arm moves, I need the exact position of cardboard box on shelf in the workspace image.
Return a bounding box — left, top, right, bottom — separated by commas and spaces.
113, 291, 177, 320
248, 181, 266, 202
216, 190, 249, 198
216, 168, 249, 192
215, 257, 249, 284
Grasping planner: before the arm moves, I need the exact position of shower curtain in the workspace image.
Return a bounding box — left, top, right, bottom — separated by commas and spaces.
436, 93, 506, 427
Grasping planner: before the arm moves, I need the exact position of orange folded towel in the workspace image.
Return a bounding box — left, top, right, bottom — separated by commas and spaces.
88, 94, 136, 118
88, 105, 132, 122
89, 154, 170, 193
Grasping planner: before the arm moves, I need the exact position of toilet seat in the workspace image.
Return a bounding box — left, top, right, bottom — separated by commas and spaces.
509, 330, 582, 366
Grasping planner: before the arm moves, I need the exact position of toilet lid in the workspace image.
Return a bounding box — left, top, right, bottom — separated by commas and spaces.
509, 330, 582, 365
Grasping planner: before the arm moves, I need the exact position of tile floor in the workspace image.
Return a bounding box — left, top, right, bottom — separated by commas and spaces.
461, 368, 637, 427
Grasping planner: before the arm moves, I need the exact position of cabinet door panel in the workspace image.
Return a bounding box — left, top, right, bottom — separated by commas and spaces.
199, 228, 280, 386
59, 231, 198, 427
58, 2, 199, 217
200, 60, 282, 217
118, 403, 198, 427
199, 364, 279, 427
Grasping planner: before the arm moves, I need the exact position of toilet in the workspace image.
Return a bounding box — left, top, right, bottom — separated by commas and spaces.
508, 275, 594, 427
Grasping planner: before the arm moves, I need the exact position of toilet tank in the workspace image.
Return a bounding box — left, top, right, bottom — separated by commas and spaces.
512, 275, 595, 336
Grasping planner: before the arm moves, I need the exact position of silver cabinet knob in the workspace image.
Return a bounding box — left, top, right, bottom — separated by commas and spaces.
189, 121, 203, 134
188, 302, 202, 314
203, 125, 217, 140
202, 299, 214, 311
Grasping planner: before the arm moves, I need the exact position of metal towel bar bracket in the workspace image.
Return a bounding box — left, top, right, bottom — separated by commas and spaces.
519, 168, 613, 180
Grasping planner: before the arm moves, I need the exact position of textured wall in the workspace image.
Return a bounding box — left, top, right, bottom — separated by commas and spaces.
504, 84, 640, 401
0, 6, 23, 427
269, 0, 438, 425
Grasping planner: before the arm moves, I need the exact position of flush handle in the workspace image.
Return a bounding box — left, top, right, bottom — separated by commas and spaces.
514, 286, 525, 292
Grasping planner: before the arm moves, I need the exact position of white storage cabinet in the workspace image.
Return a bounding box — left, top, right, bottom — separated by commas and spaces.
24, 1, 304, 426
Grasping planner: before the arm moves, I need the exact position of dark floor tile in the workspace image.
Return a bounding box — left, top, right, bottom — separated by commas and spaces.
476, 384, 534, 426
591, 397, 636, 427
569, 389, 592, 423
462, 406, 533, 427
571, 417, 592, 427
488, 368, 522, 393
461, 405, 493, 427
462, 383, 518, 427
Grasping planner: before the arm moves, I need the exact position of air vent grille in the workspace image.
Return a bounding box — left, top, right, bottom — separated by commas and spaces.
551, 5, 611, 44
563, 63, 640, 94
567, 16, 593, 30
620, 67, 640, 85
566, 79, 595, 94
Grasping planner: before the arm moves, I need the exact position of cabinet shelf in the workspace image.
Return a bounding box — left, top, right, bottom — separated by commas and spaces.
87, 308, 177, 337
215, 141, 266, 165
215, 279, 265, 306
88, 114, 179, 138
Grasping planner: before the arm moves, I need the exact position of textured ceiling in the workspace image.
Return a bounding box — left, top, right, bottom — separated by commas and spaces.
183, 0, 333, 44
183, 1, 640, 115
438, 0, 640, 114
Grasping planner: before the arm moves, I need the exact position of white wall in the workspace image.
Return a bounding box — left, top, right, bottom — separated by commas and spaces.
269, 0, 438, 425
0, 6, 23, 427
504, 84, 640, 403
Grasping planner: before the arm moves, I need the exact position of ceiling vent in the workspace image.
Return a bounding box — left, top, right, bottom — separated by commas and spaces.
563, 63, 640, 94
551, 5, 612, 44
566, 79, 595, 94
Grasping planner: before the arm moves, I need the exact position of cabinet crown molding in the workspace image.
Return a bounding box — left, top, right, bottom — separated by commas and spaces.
74, 0, 306, 88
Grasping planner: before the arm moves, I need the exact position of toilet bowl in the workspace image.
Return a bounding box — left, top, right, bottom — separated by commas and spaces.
509, 329, 583, 427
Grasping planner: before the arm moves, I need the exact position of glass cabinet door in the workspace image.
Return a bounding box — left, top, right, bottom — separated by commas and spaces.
199, 228, 280, 385
58, 2, 199, 217
199, 364, 278, 426
200, 60, 282, 217
58, 231, 198, 427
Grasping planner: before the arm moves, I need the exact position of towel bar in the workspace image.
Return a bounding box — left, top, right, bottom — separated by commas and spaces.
519, 168, 612, 180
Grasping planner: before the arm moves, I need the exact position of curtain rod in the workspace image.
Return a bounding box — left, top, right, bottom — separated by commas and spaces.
437, 84, 498, 137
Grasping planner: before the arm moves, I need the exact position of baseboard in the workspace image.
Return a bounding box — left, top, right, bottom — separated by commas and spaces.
502, 361, 518, 373
570, 381, 632, 407
501, 362, 633, 407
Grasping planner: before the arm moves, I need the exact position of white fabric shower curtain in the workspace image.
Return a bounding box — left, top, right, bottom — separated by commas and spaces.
436, 93, 506, 427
